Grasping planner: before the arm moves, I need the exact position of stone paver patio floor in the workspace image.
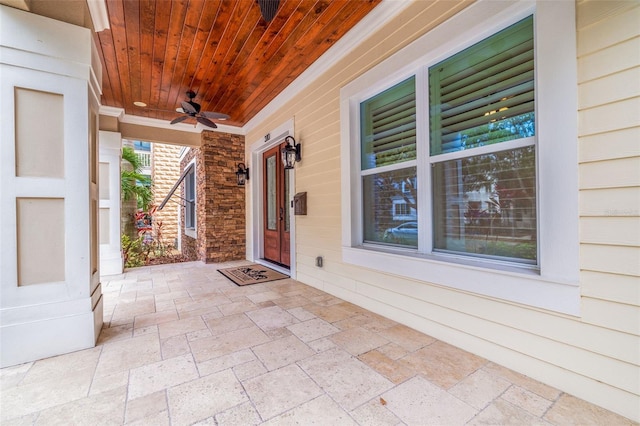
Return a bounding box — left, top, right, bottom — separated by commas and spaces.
1, 261, 634, 425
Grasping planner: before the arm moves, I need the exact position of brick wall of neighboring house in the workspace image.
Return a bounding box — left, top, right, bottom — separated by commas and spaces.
152, 143, 182, 247
179, 130, 246, 263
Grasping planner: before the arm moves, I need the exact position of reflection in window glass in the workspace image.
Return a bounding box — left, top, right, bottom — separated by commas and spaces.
266, 155, 277, 230
284, 169, 290, 232
185, 166, 195, 229
361, 77, 416, 170
363, 167, 417, 247
429, 16, 535, 156
432, 146, 536, 263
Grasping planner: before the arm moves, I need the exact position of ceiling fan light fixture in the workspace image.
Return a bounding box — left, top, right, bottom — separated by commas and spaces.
133, 101, 147, 107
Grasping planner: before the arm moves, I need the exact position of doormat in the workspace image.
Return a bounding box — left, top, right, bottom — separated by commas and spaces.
217, 264, 289, 286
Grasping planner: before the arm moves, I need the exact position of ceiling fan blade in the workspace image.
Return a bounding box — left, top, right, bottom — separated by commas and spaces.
170, 115, 189, 125
197, 116, 217, 128
258, 0, 280, 22
181, 101, 197, 114
201, 111, 230, 120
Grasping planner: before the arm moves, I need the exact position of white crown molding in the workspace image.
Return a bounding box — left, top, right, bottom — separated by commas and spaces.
99, 105, 124, 118
243, 0, 412, 134
87, 0, 109, 32
99, 105, 243, 135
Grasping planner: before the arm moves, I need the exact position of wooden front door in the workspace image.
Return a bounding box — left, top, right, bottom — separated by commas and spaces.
263, 143, 290, 267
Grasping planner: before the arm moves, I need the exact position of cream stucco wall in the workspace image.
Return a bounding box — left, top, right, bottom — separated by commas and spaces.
245, 0, 639, 421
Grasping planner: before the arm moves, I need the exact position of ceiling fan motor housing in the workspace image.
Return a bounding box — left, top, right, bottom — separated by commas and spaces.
185, 91, 201, 114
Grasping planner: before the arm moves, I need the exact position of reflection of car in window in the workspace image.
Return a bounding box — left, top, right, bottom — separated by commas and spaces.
383, 221, 418, 245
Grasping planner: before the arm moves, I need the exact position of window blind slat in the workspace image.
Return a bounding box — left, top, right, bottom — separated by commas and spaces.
441, 101, 534, 141
441, 90, 534, 128
373, 128, 417, 150
373, 110, 416, 138
440, 41, 534, 93
441, 64, 534, 108
372, 95, 415, 120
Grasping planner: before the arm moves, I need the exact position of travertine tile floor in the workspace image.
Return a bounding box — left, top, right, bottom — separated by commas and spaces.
1, 261, 635, 425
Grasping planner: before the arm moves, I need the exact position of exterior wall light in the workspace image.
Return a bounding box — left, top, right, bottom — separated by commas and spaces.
236, 163, 249, 186
281, 135, 301, 169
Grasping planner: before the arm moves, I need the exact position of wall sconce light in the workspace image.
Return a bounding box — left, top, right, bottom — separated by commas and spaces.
236, 163, 249, 186
281, 135, 301, 170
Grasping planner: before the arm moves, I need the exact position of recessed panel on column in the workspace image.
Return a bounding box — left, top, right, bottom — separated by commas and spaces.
91, 201, 98, 274
90, 111, 97, 184
99, 162, 110, 200
15, 88, 64, 178
17, 198, 65, 286
99, 207, 110, 244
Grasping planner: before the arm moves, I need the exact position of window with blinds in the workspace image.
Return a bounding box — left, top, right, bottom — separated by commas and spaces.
356, 16, 537, 262
360, 77, 418, 247
185, 166, 196, 229
429, 16, 534, 155
429, 15, 537, 264
361, 77, 416, 169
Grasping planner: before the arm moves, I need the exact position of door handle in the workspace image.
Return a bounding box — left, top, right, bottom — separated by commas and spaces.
279, 207, 284, 221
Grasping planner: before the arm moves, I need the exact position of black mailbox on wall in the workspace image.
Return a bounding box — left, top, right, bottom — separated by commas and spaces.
293, 192, 307, 215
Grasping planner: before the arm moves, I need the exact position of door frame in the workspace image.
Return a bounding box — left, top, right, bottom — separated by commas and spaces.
249, 119, 296, 278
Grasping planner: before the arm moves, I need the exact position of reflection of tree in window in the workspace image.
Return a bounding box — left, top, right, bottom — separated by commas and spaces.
363, 167, 417, 246
433, 147, 536, 261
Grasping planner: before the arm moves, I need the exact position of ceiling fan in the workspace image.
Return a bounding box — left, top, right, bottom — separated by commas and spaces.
257, 0, 280, 22
170, 90, 230, 128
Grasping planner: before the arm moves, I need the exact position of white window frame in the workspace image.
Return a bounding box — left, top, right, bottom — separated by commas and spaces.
340, 0, 579, 315
184, 159, 196, 238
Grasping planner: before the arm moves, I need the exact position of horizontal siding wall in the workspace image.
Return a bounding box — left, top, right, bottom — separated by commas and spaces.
246, 0, 639, 421
576, 0, 640, 414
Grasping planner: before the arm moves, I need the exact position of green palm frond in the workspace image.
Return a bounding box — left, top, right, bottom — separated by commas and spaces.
121, 146, 153, 211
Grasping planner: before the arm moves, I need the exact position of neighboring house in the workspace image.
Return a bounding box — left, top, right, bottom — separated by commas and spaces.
150, 142, 182, 248
0, 1, 637, 422
132, 140, 151, 178
122, 139, 181, 248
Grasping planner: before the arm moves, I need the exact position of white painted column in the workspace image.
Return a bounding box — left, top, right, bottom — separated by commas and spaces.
0, 6, 103, 367
99, 131, 124, 275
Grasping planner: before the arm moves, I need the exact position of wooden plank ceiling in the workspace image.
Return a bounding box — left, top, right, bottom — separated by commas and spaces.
96, 0, 382, 128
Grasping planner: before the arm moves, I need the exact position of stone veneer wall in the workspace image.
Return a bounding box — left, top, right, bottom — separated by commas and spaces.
180, 131, 246, 263
152, 143, 182, 247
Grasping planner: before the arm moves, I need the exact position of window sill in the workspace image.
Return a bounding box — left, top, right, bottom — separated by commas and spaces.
185, 228, 196, 239
342, 245, 580, 316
